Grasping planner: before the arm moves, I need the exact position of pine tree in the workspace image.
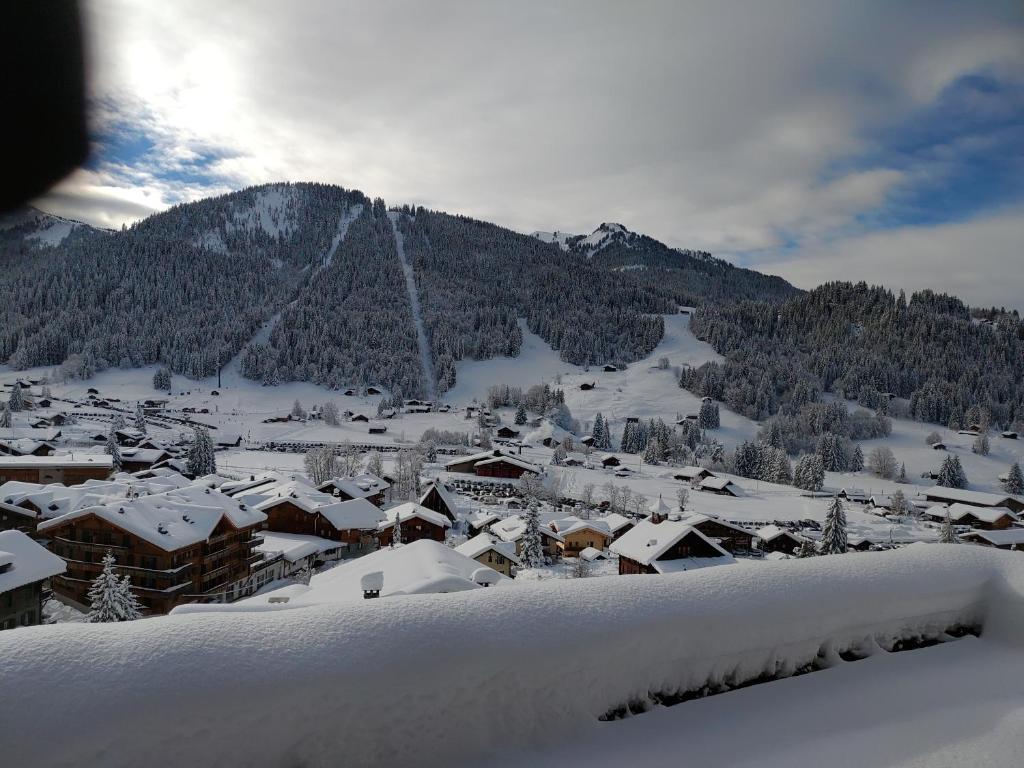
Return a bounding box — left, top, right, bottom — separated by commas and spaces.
551, 445, 566, 466
521, 503, 544, 568
819, 496, 847, 555
1004, 463, 1024, 496
391, 511, 403, 547
186, 427, 217, 476
939, 509, 959, 543
897, 462, 906, 483
86, 553, 140, 622
153, 367, 171, 391
642, 436, 661, 465
0, 403, 10, 428
514, 402, 527, 425
7, 385, 25, 412
796, 539, 817, 558
592, 413, 608, 451
105, 429, 122, 471
850, 444, 864, 472
698, 400, 720, 430
134, 403, 147, 435
937, 454, 967, 489
890, 489, 907, 520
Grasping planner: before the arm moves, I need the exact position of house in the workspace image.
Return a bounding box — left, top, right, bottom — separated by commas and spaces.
673, 466, 715, 483
1001, 431, 1019, 440
254, 482, 385, 551
418, 481, 460, 522
599, 454, 621, 468
602, 364, 619, 372
923, 503, 1019, 531
119, 448, 175, 474
365, 386, 383, 395
350, 414, 369, 423
697, 476, 743, 497
579, 382, 595, 391
379, 502, 452, 546
495, 426, 520, 439
38, 484, 268, 615
317, 473, 391, 507
578, 546, 607, 562
548, 517, 613, 557
255, 531, 350, 578
921, 487, 1024, 514
114, 427, 146, 447
367, 424, 387, 435
961, 529, 1024, 550
213, 431, 243, 448
755, 525, 806, 555
869, 494, 894, 511
679, 513, 756, 554
491, 515, 563, 560
445, 449, 541, 479
0, 438, 55, 457
454, 533, 521, 577
931, 442, 947, 451
598, 512, 636, 541
0, 530, 66, 630
838, 488, 868, 504
467, 511, 501, 533
611, 518, 735, 575
0, 455, 113, 485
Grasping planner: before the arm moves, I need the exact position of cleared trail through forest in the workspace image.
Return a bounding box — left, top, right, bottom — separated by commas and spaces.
388, 211, 437, 400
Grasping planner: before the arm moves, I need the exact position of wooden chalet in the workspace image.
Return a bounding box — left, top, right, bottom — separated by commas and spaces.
491, 515, 563, 560
0, 455, 112, 485
254, 482, 385, 551
317, 473, 390, 507
599, 454, 621, 468
0, 530, 66, 630
611, 518, 734, 575
697, 477, 743, 497
961, 529, 1024, 550
755, 525, 806, 555
549, 517, 613, 558
378, 502, 451, 546
679, 514, 756, 554
495, 426, 520, 439
921, 487, 1024, 514
444, 449, 541, 479
418, 481, 460, 522
923, 503, 1019, 531
38, 486, 267, 615
454, 533, 521, 577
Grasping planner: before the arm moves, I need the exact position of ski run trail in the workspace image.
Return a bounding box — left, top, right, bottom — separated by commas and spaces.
388, 211, 437, 400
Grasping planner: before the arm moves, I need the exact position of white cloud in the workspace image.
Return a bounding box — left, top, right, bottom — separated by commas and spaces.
752, 205, 1024, 312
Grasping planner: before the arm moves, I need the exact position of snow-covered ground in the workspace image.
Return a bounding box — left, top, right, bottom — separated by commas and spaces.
2, 545, 1022, 767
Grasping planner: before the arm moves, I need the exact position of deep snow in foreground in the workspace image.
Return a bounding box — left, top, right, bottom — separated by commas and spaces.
2, 545, 1023, 768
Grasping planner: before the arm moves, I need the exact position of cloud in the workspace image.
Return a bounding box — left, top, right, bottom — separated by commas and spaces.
31, 0, 1024, 308
752, 205, 1024, 312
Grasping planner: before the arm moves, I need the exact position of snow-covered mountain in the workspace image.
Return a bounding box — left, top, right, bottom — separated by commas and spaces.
0, 206, 99, 247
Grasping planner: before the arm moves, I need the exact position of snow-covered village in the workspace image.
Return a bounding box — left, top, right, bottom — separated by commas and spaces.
2, 2, 1024, 767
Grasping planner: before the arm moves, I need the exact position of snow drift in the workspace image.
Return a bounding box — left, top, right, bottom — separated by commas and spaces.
3, 545, 1023, 768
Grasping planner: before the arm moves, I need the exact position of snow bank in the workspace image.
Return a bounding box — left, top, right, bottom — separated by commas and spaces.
2, 546, 1022, 768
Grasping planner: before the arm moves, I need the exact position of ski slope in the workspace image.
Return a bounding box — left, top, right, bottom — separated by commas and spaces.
389, 212, 436, 400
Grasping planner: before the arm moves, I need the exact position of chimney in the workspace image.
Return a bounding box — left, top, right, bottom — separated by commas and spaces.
361, 571, 383, 599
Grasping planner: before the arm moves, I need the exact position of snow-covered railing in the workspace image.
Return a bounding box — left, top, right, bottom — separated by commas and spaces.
2, 545, 1023, 768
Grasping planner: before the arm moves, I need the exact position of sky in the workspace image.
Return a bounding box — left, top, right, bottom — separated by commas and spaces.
38, 0, 1024, 310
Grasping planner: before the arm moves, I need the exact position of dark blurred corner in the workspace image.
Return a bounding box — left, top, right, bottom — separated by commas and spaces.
0, 1, 88, 213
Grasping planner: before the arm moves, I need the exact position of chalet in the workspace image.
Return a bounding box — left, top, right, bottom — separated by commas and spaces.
0, 438, 55, 457
931, 442, 947, 451
318, 473, 390, 507
418, 481, 460, 522
87, 388, 99, 395
0, 498, 37, 534
680, 513, 756, 554
602, 364, 619, 372
961, 529, 1024, 550
755, 525, 806, 555
444, 449, 541, 479
579, 382, 595, 391
599, 454, 621, 468
580, 435, 595, 446
921, 487, 1024, 514
454, 533, 521, 577
254, 482, 385, 551
255, 531, 349, 577
379, 502, 451, 546
491, 515, 563, 560
598, 512, 636, 541
343, 388, 357, 396
1002, 431, 1018, 440
114, 427, 146, 446
847, 536, 876, 552
673, 466, 715, 483
350, 414, 369, 423
367, 424, 387, 434
0, 427, 62, 443
39, 485, 268, 615
213, 431, 243, 448
467, 510, 501, 533
869, 494, 894, 511
611, 518, 735, 575
0, 455, 113, 485
0, 530, 65, 630
495, 426, 520, 439
549, 517, 613, 557
365, 386, 383, 395
579, 546, 607, 562
923, 503, 1019, 531
697, 476, 743, 497
119, 448, 174, 474
35, 398, 52, 409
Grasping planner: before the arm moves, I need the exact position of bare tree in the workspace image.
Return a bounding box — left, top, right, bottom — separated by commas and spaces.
867, 446, 898, 479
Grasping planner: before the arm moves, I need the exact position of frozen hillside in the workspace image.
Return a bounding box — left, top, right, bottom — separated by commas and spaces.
1, 546, 1022, 767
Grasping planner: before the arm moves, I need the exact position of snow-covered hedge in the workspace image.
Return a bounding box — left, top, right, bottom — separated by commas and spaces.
3, 545, 1023, 768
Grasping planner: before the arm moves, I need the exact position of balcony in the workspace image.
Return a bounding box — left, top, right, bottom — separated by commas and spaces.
53, 536, 128, 553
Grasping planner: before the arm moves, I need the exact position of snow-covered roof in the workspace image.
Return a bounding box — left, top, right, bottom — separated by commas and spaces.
962, 529, 1024, 547
454, 533, 522, 565
578, 546, 607, 562
1, 474, 192, 520
474, 455, 541, 473
254, 482, 385, 531
699, 476, 742, 494
924, 503, 1019, 524
598, 512, 635, 534
418, 481, 461, 514
611, 519, 733, 568
680, 513, 752, 536
467, 510, 501, 530
922, 486, 1021, 508
673, 466, 714, 480
0, 453, 113, 468
491, 515, 563, 543
37, 484, 267, 551
256, 532, 346, 564
0, 530, 65, 593
756, 525, 806, 544
319, 498, 386, 531
549, 516, 612, 538
381, 502, 452, 530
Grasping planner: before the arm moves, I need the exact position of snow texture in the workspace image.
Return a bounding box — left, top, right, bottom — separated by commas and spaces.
388, 211, 436, 400
2, 545, 1021, 767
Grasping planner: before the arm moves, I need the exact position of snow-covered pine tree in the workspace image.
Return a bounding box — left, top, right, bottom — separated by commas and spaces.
86, 553, 138, 622
642, 436, 661, 465
937, 454, 968, 489
850, 444, 864, 472
592, 413, 607, 451
796, 539, 817, 558
118, 575, 144, 620
153, 367, 171, 391
391, 511, 403, 547
819, 496, 847, 555
134, 403, 147, 435
7, 385, 25, 412
698, 400, 720, 430
186, 427, 217, 476
551, 445, 566, 466
1004, 463, 1024, 495
105, 429, 122, 471
514, 402, 527, 425
939, 509, 959, 543
890, 489, 907, 521
0, 403, 10, 428
520, 503, 544, 568
897, 462, 907, 483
